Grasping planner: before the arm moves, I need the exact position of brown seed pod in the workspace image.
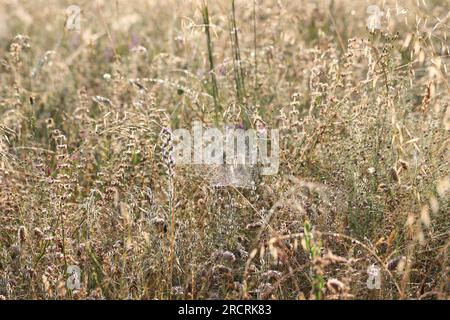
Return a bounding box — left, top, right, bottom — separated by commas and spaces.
386, 256, 406, 271
326, 278, 345, 294
33, 227, 43, 240
18, 226, 27, 245
246, 221, 263, 231
151, 217, 167, 234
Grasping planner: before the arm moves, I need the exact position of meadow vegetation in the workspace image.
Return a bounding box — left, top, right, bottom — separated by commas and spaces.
0, 0, 448, 299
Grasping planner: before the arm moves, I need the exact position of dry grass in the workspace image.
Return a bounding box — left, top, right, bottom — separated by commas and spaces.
0, 0, 449, 300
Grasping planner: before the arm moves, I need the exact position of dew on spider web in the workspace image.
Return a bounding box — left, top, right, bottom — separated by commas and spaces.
209, 163, 256, 188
